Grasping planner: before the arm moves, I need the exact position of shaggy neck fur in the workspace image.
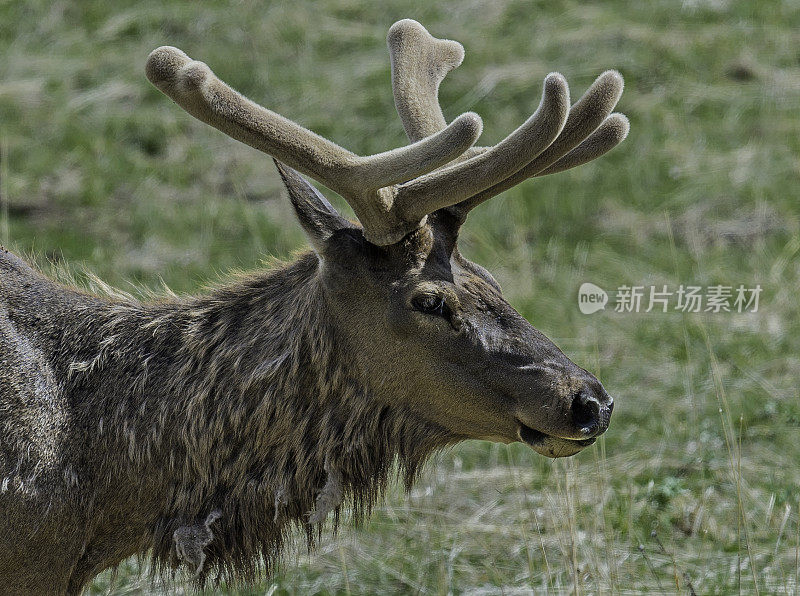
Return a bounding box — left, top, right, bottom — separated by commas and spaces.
60, 252, 456, 588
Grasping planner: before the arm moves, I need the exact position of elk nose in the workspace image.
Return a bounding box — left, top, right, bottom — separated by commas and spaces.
570, 388, 614, 437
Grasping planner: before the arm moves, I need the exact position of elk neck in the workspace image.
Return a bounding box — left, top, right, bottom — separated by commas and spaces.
57, 251, 454, 580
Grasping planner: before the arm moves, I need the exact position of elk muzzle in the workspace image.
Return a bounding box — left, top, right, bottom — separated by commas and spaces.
505, 365, 614, 458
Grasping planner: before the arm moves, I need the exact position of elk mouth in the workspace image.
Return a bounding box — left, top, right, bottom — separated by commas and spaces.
517, 421, 596, 458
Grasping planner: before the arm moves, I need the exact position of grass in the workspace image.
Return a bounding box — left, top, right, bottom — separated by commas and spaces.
2, 0, 799, 593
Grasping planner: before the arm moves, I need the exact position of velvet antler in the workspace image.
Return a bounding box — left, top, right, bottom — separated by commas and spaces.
146, 46, 482, 245
387, 19, 630, 218
146, 19, 628, 245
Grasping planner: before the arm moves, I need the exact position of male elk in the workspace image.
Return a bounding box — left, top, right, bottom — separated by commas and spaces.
0, 19, 627, 594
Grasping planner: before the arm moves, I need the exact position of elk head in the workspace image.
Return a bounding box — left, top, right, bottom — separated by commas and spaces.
145, 19, 628, 458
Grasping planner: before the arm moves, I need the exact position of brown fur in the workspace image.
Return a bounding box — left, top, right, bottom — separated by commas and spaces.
0, 160, 616, 595
0, 247, 458, 593
0, 18, 625, 593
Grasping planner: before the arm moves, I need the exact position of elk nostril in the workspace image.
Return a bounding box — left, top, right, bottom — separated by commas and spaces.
571, 391, 601, 435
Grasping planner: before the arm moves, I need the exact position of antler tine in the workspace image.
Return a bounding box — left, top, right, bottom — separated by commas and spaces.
388, 19, 485, 164
538, 113, 629, 175
146, 46, 483, 245
388, 19, 464, 144
386, 20, 628, 219
455, 71, 628, 213
390, 73, 570, 221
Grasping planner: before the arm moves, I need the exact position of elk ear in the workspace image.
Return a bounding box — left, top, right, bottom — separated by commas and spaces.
273, 160, 354, 253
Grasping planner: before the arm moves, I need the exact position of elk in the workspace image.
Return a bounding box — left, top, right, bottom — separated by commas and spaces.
0, 19, 627, 594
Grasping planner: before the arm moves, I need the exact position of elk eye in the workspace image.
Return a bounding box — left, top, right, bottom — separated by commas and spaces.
411, 294, 451, 319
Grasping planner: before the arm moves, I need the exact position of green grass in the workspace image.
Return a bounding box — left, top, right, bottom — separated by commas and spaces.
2, 0, 799, 593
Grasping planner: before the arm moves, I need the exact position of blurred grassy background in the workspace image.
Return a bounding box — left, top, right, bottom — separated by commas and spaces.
2, 0, 799, 593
